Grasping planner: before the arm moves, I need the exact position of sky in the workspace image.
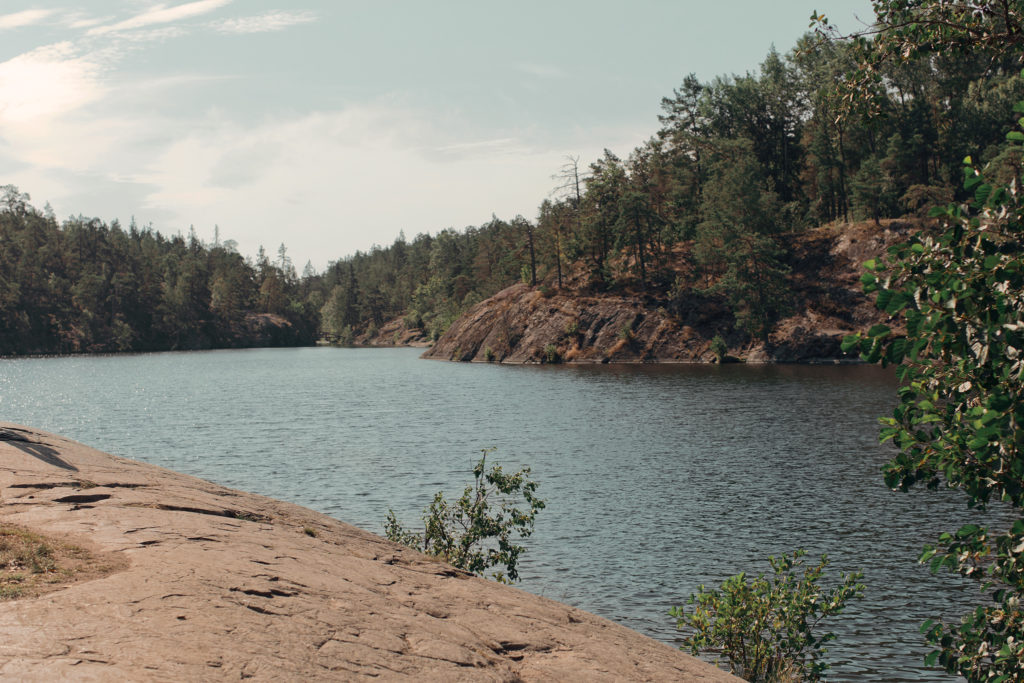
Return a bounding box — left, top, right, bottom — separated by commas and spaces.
0, 1, 875, 271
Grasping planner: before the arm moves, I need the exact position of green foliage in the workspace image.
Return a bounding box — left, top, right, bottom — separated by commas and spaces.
844, 97, 1024, 679
384, 448, 545, 583
861, 1, 1023, 61
0, 199, 316, 355
710, 334, 728, 362
850, 156, 896, 224
671, 550, 864, 682
691, 139, 792, 341
714, 232, 792, 342
542, 343, 560, 364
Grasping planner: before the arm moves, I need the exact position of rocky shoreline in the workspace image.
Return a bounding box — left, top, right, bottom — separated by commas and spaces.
419, 221, 913, 365
0, 424, 735, 681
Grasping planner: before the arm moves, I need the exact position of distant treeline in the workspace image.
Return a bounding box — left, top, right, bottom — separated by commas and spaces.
0, 195, 319, 354
2, 29, 1021, 354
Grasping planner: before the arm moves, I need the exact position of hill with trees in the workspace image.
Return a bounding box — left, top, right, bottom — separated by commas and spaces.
1, 19, 1020, 358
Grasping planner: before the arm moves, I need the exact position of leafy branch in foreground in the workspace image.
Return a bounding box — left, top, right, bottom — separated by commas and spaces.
844, 94, 1024, 679
385, 448, 544, 583
671, 550, 864, 682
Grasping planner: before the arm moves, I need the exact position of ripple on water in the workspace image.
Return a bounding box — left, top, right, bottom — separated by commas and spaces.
0, 348, 1000, 680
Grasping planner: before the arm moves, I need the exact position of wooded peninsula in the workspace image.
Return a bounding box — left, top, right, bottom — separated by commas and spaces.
1, 28, 1020, 359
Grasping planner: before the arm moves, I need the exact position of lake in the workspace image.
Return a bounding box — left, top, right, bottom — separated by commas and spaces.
0, 346, 998, 680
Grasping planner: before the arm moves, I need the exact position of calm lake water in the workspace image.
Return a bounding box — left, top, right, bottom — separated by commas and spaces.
0, 346, 1003, 680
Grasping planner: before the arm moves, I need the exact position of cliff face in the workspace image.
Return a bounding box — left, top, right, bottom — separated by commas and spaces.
423, 221, 914, 364
354, 316, 431, 348
0, 424, 736, 681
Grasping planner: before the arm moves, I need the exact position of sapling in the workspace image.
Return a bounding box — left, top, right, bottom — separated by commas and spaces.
385, 448, 544, 583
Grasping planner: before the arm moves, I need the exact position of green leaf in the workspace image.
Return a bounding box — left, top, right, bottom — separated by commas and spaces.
976, 183, 992, 204
968, 435, 989, 450
956, 524, 980, 538
867, 324, 891, 338
886, 338, 907, 365
1008, 131, 1024, 142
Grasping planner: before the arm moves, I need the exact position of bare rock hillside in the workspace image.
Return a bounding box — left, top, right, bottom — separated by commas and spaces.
0, 424, 736, 681
423, 221, 914, 364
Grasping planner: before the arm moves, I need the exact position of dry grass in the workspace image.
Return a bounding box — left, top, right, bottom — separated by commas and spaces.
0, 524, 122, 600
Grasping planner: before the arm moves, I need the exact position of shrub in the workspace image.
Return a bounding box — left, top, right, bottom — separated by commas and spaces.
483, 346, 495, 362
844, 97, 1024, 679
671, 550, 863, 681
543, 344, 560, 364
710, 334, 728, 363
403, 311, 423, 330
329, 324, 354, 346
385, 448, 544, 583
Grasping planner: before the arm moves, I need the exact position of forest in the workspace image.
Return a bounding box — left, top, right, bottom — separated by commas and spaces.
1, 21, 1021, 355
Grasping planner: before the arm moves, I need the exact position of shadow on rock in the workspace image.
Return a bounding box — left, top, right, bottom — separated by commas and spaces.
0, 430, 78, 471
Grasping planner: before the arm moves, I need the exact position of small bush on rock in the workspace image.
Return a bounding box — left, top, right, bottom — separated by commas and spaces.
710, 334, 728, 363
385, 448, 545, 583
671, 550, 863, 681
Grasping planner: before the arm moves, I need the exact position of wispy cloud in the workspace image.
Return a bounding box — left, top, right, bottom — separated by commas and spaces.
0, 42, 105, 124
66, 14, 110, 30
0, 9, 56, 30
89, 0, 232, 36
212, 10, 315, 34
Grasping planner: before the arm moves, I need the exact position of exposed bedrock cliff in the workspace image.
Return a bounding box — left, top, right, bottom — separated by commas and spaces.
423, 221, 914, 364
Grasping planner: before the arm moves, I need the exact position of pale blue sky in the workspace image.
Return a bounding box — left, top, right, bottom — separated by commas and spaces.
0, 1, 874, 269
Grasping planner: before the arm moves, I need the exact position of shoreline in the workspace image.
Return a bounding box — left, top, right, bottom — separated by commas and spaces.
419, 353, 865, 365
2, 343, 863, 365
0, 424, 736, 680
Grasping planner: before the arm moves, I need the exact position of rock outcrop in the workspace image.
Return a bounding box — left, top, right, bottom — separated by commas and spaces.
423, 220, 915, 364
0, 424, 736, 681
239, 312, 313, 348
354, 316, 431, 348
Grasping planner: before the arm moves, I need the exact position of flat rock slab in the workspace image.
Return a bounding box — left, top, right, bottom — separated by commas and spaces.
0, 423, 736, 681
